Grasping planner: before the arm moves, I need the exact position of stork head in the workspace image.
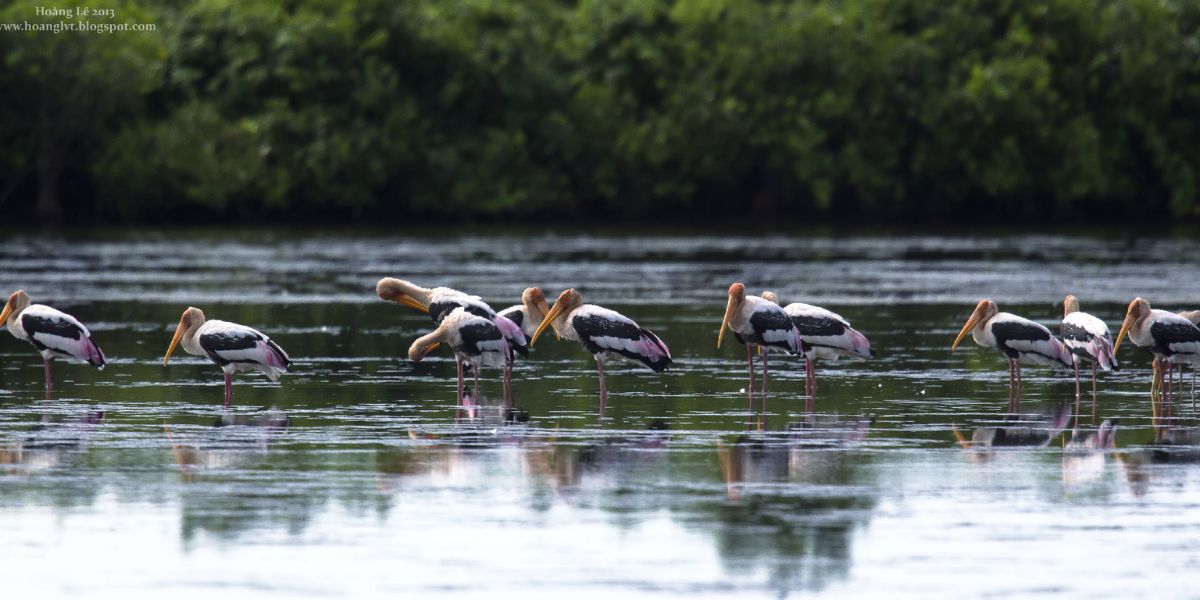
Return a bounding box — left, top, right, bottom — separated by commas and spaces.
0, 290, 31, 326
530, 288, 583, 346
718, 283, 747, 349
376, 277, 430, 313
407, 333, 443, 362
522, 287, 549, 321
952, 299, 998, 350
1115, 297, 1150, 352
1063, 294, 1080, 317
760, 290, 780, 305
163, 306, 206, 366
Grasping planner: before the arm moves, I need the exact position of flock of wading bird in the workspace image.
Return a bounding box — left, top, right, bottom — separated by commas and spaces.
2, 279, 1199, 421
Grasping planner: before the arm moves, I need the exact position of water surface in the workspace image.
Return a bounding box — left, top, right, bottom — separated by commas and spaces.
2, 229, 1200, 598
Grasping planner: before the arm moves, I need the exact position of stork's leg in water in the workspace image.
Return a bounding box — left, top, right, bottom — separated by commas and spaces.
595, 356, 608, 413
1015, 362, 1024, 414
1091, 362, 1098, 425
502, 360, 513, 405
43, 358, 53, 397
1007, 359, 1016, 414
223, 371, 233, 407
760, 347, 770, 405
805, 357, 816, 413
746, 344, 756, 410
456, 357, 465, 404
473, 363, 480, 399
1073, 361, 1081, 432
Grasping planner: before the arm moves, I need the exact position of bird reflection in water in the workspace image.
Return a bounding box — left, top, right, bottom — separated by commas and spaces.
952, 403, 1072, 455
0, 406, 105, 475
1062, 419, 1117, 491
165, 408, 290, 481
719, 415, 872, 501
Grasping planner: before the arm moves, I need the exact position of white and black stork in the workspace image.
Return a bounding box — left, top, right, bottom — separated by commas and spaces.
0, 290, 106, 394
530, 288, 671, 410
1060, 294, 1118, 426
1115, 297, 1200, 414
376, 278, 528, 396
760, 291, 872, 411
717, 283, 802, 407
497, 287, 551, 397
409, 307, 510, 402
1179, 310, 1200, 408
952, 299, 1074, 413
163, 307, 292, 407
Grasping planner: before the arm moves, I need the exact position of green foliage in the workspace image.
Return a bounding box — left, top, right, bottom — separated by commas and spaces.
2, 0, 1200, 222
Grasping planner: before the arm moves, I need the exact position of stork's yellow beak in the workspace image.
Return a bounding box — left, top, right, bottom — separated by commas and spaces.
1115, 309, 1135, 352
163, 318, 186, 367
718, 295, 738, 349
0, 301, 11, 326
530, 302, 567, 346
951, 307, 985, 351
392, 293, 429, 313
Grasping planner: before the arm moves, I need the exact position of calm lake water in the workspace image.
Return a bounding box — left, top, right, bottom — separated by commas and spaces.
2, 229, 1200, 598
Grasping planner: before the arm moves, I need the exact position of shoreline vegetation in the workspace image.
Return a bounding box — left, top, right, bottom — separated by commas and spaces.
2, 0, 1199, 224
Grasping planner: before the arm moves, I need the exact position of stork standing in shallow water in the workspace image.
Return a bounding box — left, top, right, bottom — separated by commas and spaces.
530, 289, 671, 411
1179, 310, 1200, 410
163, 307, 292, 407
1060, 295, 1118, 426
718, 283, 802, 408
952, 299, 1074, 413
409, 307, 510, 402
761, 291, 872, 411
498, 287, 551, 400
377, 278, 528, 398
0, 290, 106, 394
1114, 297, 1200, 417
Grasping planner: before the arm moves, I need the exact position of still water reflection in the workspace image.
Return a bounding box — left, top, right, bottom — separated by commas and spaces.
1, 230, 1200, 597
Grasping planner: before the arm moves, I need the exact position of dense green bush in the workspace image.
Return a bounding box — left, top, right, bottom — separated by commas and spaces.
2, 0, 1199, 223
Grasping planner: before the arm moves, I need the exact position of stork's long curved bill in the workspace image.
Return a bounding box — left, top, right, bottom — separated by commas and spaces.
718, 295, 737, 349
530, 302, 567, 346
163, 320, 186, 367
1114, 309, 1135, 352
951, 308, 984, 350
394, 294, 429, 313
0, 301, 11, 326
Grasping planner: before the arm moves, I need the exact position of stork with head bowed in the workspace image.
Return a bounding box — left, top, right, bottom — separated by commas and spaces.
163, 307, 292, 407
717, 283, 802, 408
409, 307, 510, 403
1114, 297, 1200, 415
1060, 294, 1118, 427
376, 278, 528, 396
761, 291, 872, 411
0, 290, 106, 395
529, 288, 671, 411
952, 299, 1074, 414
497, 287, 551, 398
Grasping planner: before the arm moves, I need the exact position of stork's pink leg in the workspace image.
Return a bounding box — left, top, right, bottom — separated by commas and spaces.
805, 357, 815, 413
596, 357, 608, 413
1091, 362, 1097, 425
43, 358, 53, 396
455, 357, 465, 404
502, 361, 513, 405
473, 363, 480, 399
1073, 361, 1081, 432
746, 344, 756, 409
760, 347, 770, 404
1008, 360, 1015, 413
1015, 362, 1023, 414
223, 372, 233, 407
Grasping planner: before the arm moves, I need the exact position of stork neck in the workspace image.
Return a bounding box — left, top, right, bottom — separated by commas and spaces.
180, 323, 204, 356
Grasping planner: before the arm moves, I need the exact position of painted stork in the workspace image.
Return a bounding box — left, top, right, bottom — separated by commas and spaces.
409, 307, 510, 402
0, 290, 106, 394
1179, 310, 1200, 408
497, 287, 551, 397
761, 291, 872, 410
951, 299, 1074, 413
717, 283, 802, 407
163, 307, 292, 407
376, 278, 528, 396
529, 289, 671, 410
1060, 294, 1118, 426
1114, 298, 1200, 414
